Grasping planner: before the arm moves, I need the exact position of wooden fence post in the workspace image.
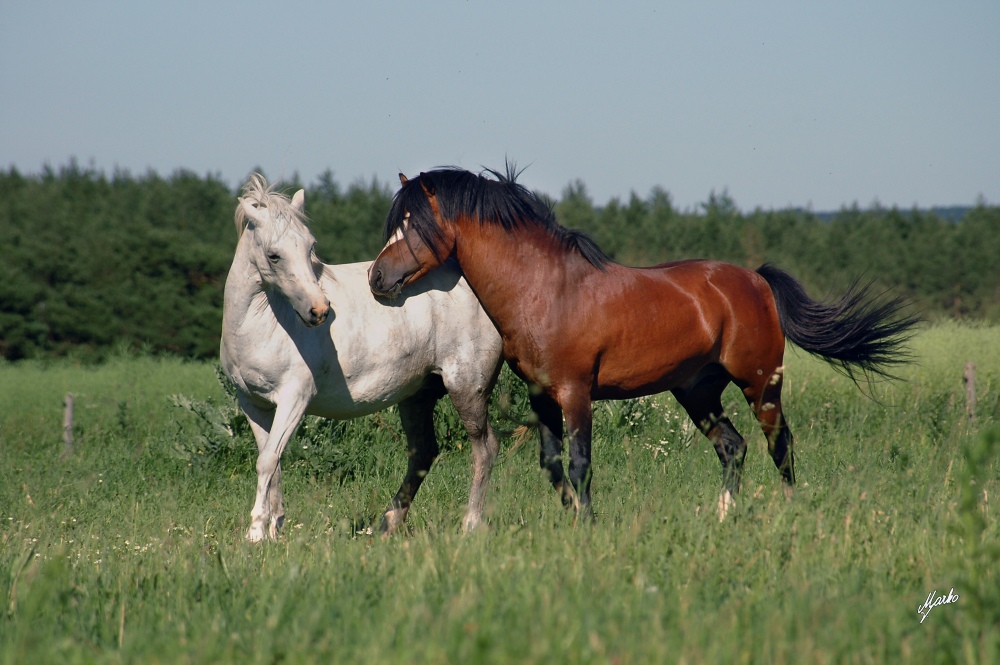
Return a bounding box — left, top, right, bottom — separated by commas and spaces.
963, 362, 976, 424
63, 394, 75, 454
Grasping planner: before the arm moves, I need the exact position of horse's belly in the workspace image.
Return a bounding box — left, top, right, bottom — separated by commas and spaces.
305, 387, 411, 420
306, 363, 428, 420
593, 362, 704, 399
592, 333, 718, 398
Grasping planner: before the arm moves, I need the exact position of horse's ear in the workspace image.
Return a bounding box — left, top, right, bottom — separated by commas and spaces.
398, 173, 408, 185
238, 197, 266, 225
291, 189, 306, 211
419, 174, 436, 197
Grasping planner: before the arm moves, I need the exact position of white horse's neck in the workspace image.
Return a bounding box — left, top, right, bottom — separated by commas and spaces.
223, 236, 266, 324
221, 233, 306, 351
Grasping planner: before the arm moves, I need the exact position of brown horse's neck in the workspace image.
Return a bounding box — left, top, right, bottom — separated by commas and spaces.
453, 218, 599, 329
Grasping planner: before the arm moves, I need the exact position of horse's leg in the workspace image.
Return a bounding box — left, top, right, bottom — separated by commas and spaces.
562, 390, 595, 521
672, 378, 748, 521
529, 390, 572, 507
381, 380, 442, 535
743, 366, 796, 497
238, 396, 279, 540
446, 368, 502, 533
244, 393, 308, 542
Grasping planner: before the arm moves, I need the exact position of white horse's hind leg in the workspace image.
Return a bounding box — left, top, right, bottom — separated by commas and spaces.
452, 394, 500, 532
446, 364, 502, 532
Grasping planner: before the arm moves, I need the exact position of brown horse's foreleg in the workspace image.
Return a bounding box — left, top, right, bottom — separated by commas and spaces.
529, 391, 573, 507
382, 388, 441, 535
672, 384, 747, 520
563, 395, 595, 522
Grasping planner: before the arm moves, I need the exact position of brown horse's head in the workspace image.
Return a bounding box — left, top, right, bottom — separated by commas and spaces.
369, 173, 455, 298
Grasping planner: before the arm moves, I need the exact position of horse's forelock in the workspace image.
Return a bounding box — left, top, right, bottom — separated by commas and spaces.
382, 174, 452, 263
235, 173, 308, 239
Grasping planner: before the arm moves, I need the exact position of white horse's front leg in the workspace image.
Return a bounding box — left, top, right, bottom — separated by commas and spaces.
246, 395, 308, 543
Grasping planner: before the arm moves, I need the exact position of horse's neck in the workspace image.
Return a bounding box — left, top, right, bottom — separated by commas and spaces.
222, 241, 272, 328
456, 223, 589, 324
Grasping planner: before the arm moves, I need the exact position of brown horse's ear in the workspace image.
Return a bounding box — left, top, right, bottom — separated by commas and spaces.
419, 174, 436, 197
398, 173, 408, 185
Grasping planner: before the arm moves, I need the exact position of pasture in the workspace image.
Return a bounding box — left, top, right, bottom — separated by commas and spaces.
1, 322, 997, 664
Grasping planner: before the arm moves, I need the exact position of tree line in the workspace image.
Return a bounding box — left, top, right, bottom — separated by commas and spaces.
1, 162, 996, 361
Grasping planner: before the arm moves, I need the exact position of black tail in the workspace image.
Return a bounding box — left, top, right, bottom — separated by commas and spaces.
757, 263, 920, 384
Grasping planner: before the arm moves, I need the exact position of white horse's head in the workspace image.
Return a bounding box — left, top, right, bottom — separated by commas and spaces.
235, 174, 330, 327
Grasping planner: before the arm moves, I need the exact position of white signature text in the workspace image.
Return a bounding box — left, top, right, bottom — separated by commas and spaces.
918, 588, 959, 623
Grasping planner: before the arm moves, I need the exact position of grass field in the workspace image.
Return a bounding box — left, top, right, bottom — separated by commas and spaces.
1, 322, 998, 664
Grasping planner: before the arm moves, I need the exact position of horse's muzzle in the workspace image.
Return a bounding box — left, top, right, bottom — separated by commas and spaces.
370, 269, 403, 299
304, 301, 330, 327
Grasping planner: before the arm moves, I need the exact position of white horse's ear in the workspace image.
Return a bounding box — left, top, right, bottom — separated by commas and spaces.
239, 197, 267, 225
292, 189, 306, 211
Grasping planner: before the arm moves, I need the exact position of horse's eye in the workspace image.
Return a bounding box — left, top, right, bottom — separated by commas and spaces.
267, 253, 280, 264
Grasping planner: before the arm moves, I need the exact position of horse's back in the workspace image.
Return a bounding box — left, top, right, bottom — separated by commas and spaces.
579, 260, 784, 395
641, 260, 786, 382
631, 259, 782, 345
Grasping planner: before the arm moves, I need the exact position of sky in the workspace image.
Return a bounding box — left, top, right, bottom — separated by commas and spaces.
2, 2, 998, 212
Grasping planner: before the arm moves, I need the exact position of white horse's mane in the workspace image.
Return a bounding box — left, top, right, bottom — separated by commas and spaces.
234, 173, 309, 239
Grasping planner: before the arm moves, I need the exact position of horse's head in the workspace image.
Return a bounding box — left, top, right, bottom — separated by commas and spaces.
236, 176, 330, 327
369, 173, 455, 298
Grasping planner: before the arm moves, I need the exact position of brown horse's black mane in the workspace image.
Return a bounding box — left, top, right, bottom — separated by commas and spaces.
383, 164, 612, 270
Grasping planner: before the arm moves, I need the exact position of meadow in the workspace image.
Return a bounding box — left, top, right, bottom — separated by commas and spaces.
1, 322, 997, 664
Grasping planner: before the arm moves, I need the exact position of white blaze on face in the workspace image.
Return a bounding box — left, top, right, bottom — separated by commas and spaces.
384, 212, 410, 249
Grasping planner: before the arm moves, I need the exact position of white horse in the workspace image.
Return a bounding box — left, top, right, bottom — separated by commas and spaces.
220, 174, 504, 542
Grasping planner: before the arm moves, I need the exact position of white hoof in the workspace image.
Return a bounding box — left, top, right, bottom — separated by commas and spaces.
462, 513, 482, 533
381, 508, 407, 535
717, 490, 735, 522
246, 523, 267, 543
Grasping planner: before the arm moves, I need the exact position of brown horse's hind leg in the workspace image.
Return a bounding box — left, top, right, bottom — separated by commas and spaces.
672, 377, 748, 520
744, 367, 796, 496
529, 391, 574, 508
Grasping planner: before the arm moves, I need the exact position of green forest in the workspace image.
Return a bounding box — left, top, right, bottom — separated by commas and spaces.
1, 161, 998, 361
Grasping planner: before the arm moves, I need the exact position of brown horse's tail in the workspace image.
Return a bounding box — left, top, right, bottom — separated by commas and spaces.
756, 263, 920, 384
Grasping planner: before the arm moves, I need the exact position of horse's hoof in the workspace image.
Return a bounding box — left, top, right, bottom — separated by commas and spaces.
462, 514, 482, 533
717, 489, 735, 521
380, 508, 408, 536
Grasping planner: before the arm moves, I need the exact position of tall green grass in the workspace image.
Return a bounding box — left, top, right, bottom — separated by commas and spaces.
1, 322, 997, 664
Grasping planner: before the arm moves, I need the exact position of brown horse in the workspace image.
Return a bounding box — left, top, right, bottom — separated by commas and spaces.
369, 166, 918, 520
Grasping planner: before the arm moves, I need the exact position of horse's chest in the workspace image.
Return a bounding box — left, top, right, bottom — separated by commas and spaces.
224, 334, 305, 405
239, 366, 282, 400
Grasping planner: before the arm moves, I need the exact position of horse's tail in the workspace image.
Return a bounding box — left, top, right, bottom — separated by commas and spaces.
756, 263, 920, 384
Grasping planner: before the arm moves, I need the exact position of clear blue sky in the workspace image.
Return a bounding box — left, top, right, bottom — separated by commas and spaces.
2, 1, 997, 211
